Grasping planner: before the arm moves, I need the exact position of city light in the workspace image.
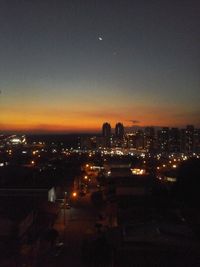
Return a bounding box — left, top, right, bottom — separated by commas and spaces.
166, 177, 177, 183
131, 168, 145, 175
0, 1, 200, 265
72, 192, 77, 197
10, 138, 21, 144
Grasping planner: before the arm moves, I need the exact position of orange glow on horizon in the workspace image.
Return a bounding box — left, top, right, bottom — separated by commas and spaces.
1, 117, 198, 133
1, 101, 199, 132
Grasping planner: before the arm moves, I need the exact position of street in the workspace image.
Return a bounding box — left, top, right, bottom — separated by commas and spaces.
40, 171, 104, 267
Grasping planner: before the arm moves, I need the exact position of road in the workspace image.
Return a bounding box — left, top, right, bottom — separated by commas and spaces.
40, 173, 103, 267
39, 194, 99, 267
36, 169, 114, 267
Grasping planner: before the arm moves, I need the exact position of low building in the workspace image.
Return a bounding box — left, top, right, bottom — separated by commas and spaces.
0, 165, 59, 266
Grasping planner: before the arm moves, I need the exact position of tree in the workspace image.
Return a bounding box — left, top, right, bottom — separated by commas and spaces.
175, 158, 200, 207
44, 228, 58, 246
91, 191, 104, 208
175, 158, 200, 238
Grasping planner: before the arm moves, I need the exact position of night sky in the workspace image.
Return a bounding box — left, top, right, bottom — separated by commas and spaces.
0, 0, 199, 133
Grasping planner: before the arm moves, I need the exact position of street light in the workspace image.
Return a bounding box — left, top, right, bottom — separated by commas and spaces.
72, 192, 77, 197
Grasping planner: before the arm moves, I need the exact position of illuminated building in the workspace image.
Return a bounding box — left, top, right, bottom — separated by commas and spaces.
126, 134, 135, 149
6, 135, 27, 146
144, 127, 155, 152
135, 130, 144, 150
194, 129, 200, 153
169, 128, 181, 153
185, 125, 194, 154
181, 125, 194, 154
158, 127, 169, 153
80, 136, 107, 150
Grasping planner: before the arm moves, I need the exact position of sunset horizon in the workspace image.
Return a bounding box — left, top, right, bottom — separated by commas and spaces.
0, 1, 199, 134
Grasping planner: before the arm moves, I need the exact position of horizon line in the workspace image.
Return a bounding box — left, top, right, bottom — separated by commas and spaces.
0, 124, 199, 135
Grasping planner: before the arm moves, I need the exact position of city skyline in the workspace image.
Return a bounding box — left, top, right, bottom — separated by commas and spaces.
1, 122, 199, 135
0, 1, 200, 133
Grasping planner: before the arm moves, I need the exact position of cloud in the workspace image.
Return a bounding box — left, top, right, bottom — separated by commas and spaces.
129, 120, 140, 124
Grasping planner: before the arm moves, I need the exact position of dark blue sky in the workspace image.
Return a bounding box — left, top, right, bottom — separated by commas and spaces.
0, 0, 200, 132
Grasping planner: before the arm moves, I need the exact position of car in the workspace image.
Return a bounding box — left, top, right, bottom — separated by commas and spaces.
65, 203, 71, 209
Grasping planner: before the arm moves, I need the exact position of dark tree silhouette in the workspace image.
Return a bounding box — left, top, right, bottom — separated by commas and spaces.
175, 158, 200, 207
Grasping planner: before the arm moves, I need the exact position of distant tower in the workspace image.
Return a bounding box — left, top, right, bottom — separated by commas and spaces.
169, 128, 181, 153
115, 122, 124, 139
185, 125, 194, 153
158, 127, 169, 153
102, 122, 111, 138
144, 127, 155, 152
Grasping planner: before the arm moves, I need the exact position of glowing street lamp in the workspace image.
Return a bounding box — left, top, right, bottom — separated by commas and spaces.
72, 192, 77, 197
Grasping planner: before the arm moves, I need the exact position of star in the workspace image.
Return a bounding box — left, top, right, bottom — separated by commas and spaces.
98, 36, 103, 41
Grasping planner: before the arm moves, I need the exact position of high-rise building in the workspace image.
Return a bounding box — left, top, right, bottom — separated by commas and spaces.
180, 125, 195, 154
194, 128, 200, 153
185, 125, 194, 154
169, 128, 181, 153
102, 122, 111, 148
144, 127, 155, 152
127, 134, 135, 149
135, 130, 144, 150
158, 127, 169, 153
115, 122, 124, 139
102, 122, 111, 138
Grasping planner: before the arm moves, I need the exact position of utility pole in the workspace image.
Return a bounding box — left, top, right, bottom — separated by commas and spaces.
63, 191, 67, 226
